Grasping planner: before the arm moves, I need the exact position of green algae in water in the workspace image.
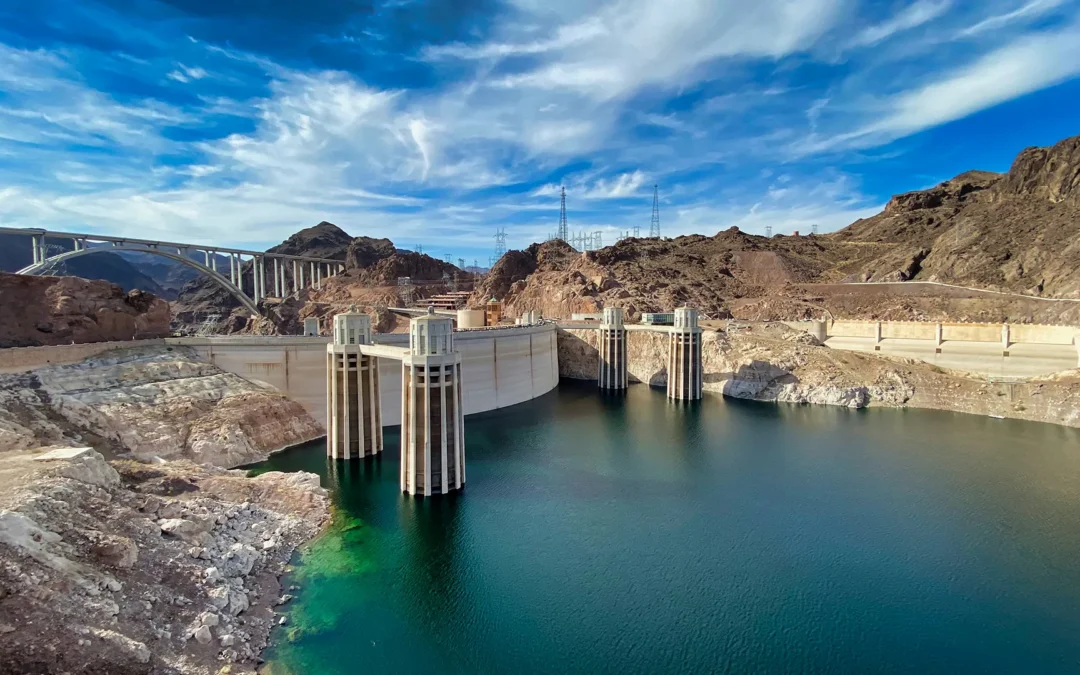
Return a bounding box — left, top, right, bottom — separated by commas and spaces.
252, 382, 1080, 674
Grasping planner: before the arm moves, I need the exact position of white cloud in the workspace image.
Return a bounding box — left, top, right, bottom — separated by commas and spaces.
958, 0, 1069, 37
848, 0, 952, 48
166, 64, 209, 83
792, 19, 1080, 154
466, 0, 843, 100
422, 18, 609, 60
584, 170, 646, 198
866, 22, 1080, 137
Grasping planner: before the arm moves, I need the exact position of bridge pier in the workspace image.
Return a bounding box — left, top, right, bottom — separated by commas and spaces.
401, 308, 465, 496
598, 307, 627, 390
667, 306, 702, 401
31, 235, 43, 265
326, 311, 383, 460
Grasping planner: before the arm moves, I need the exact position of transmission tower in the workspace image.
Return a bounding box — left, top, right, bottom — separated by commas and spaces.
593, 231, 603, 250
557, 186, 569, 241
413, 244, 423, 255
649, 184, 660, 238
766, 225, 772, 238
457, 257, 465, 269
811, 223, 819, 235
444, 253, 452, 263
493, 227, 507, 265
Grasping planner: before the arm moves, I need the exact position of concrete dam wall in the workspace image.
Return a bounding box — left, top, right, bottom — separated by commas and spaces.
170, 324, 560, 427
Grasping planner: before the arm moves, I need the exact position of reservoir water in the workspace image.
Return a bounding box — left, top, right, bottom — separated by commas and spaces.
252, 381, 1080, 674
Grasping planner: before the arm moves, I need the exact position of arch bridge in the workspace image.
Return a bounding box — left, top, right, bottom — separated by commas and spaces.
1, 226, 345, 316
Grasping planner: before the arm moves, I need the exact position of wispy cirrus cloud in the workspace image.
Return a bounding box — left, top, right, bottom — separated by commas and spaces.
848, 0, 952, 48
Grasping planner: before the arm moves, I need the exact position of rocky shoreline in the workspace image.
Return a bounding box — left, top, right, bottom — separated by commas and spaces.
0, 449, 328, 675
559, 322, 1080, 428
0, 344, 330, 674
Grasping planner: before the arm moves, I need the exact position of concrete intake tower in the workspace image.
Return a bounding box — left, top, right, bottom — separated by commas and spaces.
327, 311, 383, 459
598, 306, 628, 390
401, 308, 466, 496
667, 306, 702, 401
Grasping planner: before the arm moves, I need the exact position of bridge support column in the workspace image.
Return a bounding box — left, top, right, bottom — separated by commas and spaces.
316, 262, 322, 289
256, 257, 263, 303
210, 251, 217, 272
598, 307, 627, 390
327, 311, 382, 460
667, 306, 702, 401
31, 235, 43, 265
401, 308, 465, 496
272, 258, 280, 298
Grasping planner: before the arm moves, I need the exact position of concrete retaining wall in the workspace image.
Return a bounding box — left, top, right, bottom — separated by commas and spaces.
940, 323, 1000, 343
828, 319, 1078, 345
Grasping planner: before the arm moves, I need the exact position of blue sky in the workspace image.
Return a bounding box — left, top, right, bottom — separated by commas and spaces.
1, 0, 1079, 264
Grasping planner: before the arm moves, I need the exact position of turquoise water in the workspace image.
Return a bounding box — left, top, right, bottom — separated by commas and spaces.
253, 382, 1080, 674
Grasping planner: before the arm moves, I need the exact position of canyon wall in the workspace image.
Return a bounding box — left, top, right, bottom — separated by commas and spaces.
0, 272, 170, 348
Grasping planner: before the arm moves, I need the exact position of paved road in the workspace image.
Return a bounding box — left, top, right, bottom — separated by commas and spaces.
825, 336, 1077, 378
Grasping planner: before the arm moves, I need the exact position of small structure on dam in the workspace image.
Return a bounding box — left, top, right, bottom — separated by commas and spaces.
667, 306, 702, 401
598, 306, 627, 390
326, 310, 383, 460
401, 308, 467, 496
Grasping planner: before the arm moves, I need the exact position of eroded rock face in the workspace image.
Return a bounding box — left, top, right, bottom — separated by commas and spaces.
998, 135, 1080, 203
0, 345, 323, 466
0, 450, 329, 675
0, 272, 171, 348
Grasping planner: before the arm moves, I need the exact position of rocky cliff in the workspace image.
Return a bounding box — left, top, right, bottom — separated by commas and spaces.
0, 345, 323, 467
836, 134, 1080, 296
0, 272, 171, 348
558, 323, 1080, 427
0, 447, 328, 675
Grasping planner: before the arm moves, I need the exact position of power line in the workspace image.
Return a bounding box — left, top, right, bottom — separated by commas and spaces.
649, 184, 660, 238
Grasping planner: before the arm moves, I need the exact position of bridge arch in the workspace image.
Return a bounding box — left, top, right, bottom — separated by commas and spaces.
17, 245, 261, 315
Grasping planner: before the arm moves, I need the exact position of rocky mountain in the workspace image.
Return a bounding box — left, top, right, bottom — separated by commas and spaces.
172, 221, 357, 324
0, 272, 171, 348
475, 132, 1080, 321
172, 221, 461, 333
835, 134, 1080, 296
